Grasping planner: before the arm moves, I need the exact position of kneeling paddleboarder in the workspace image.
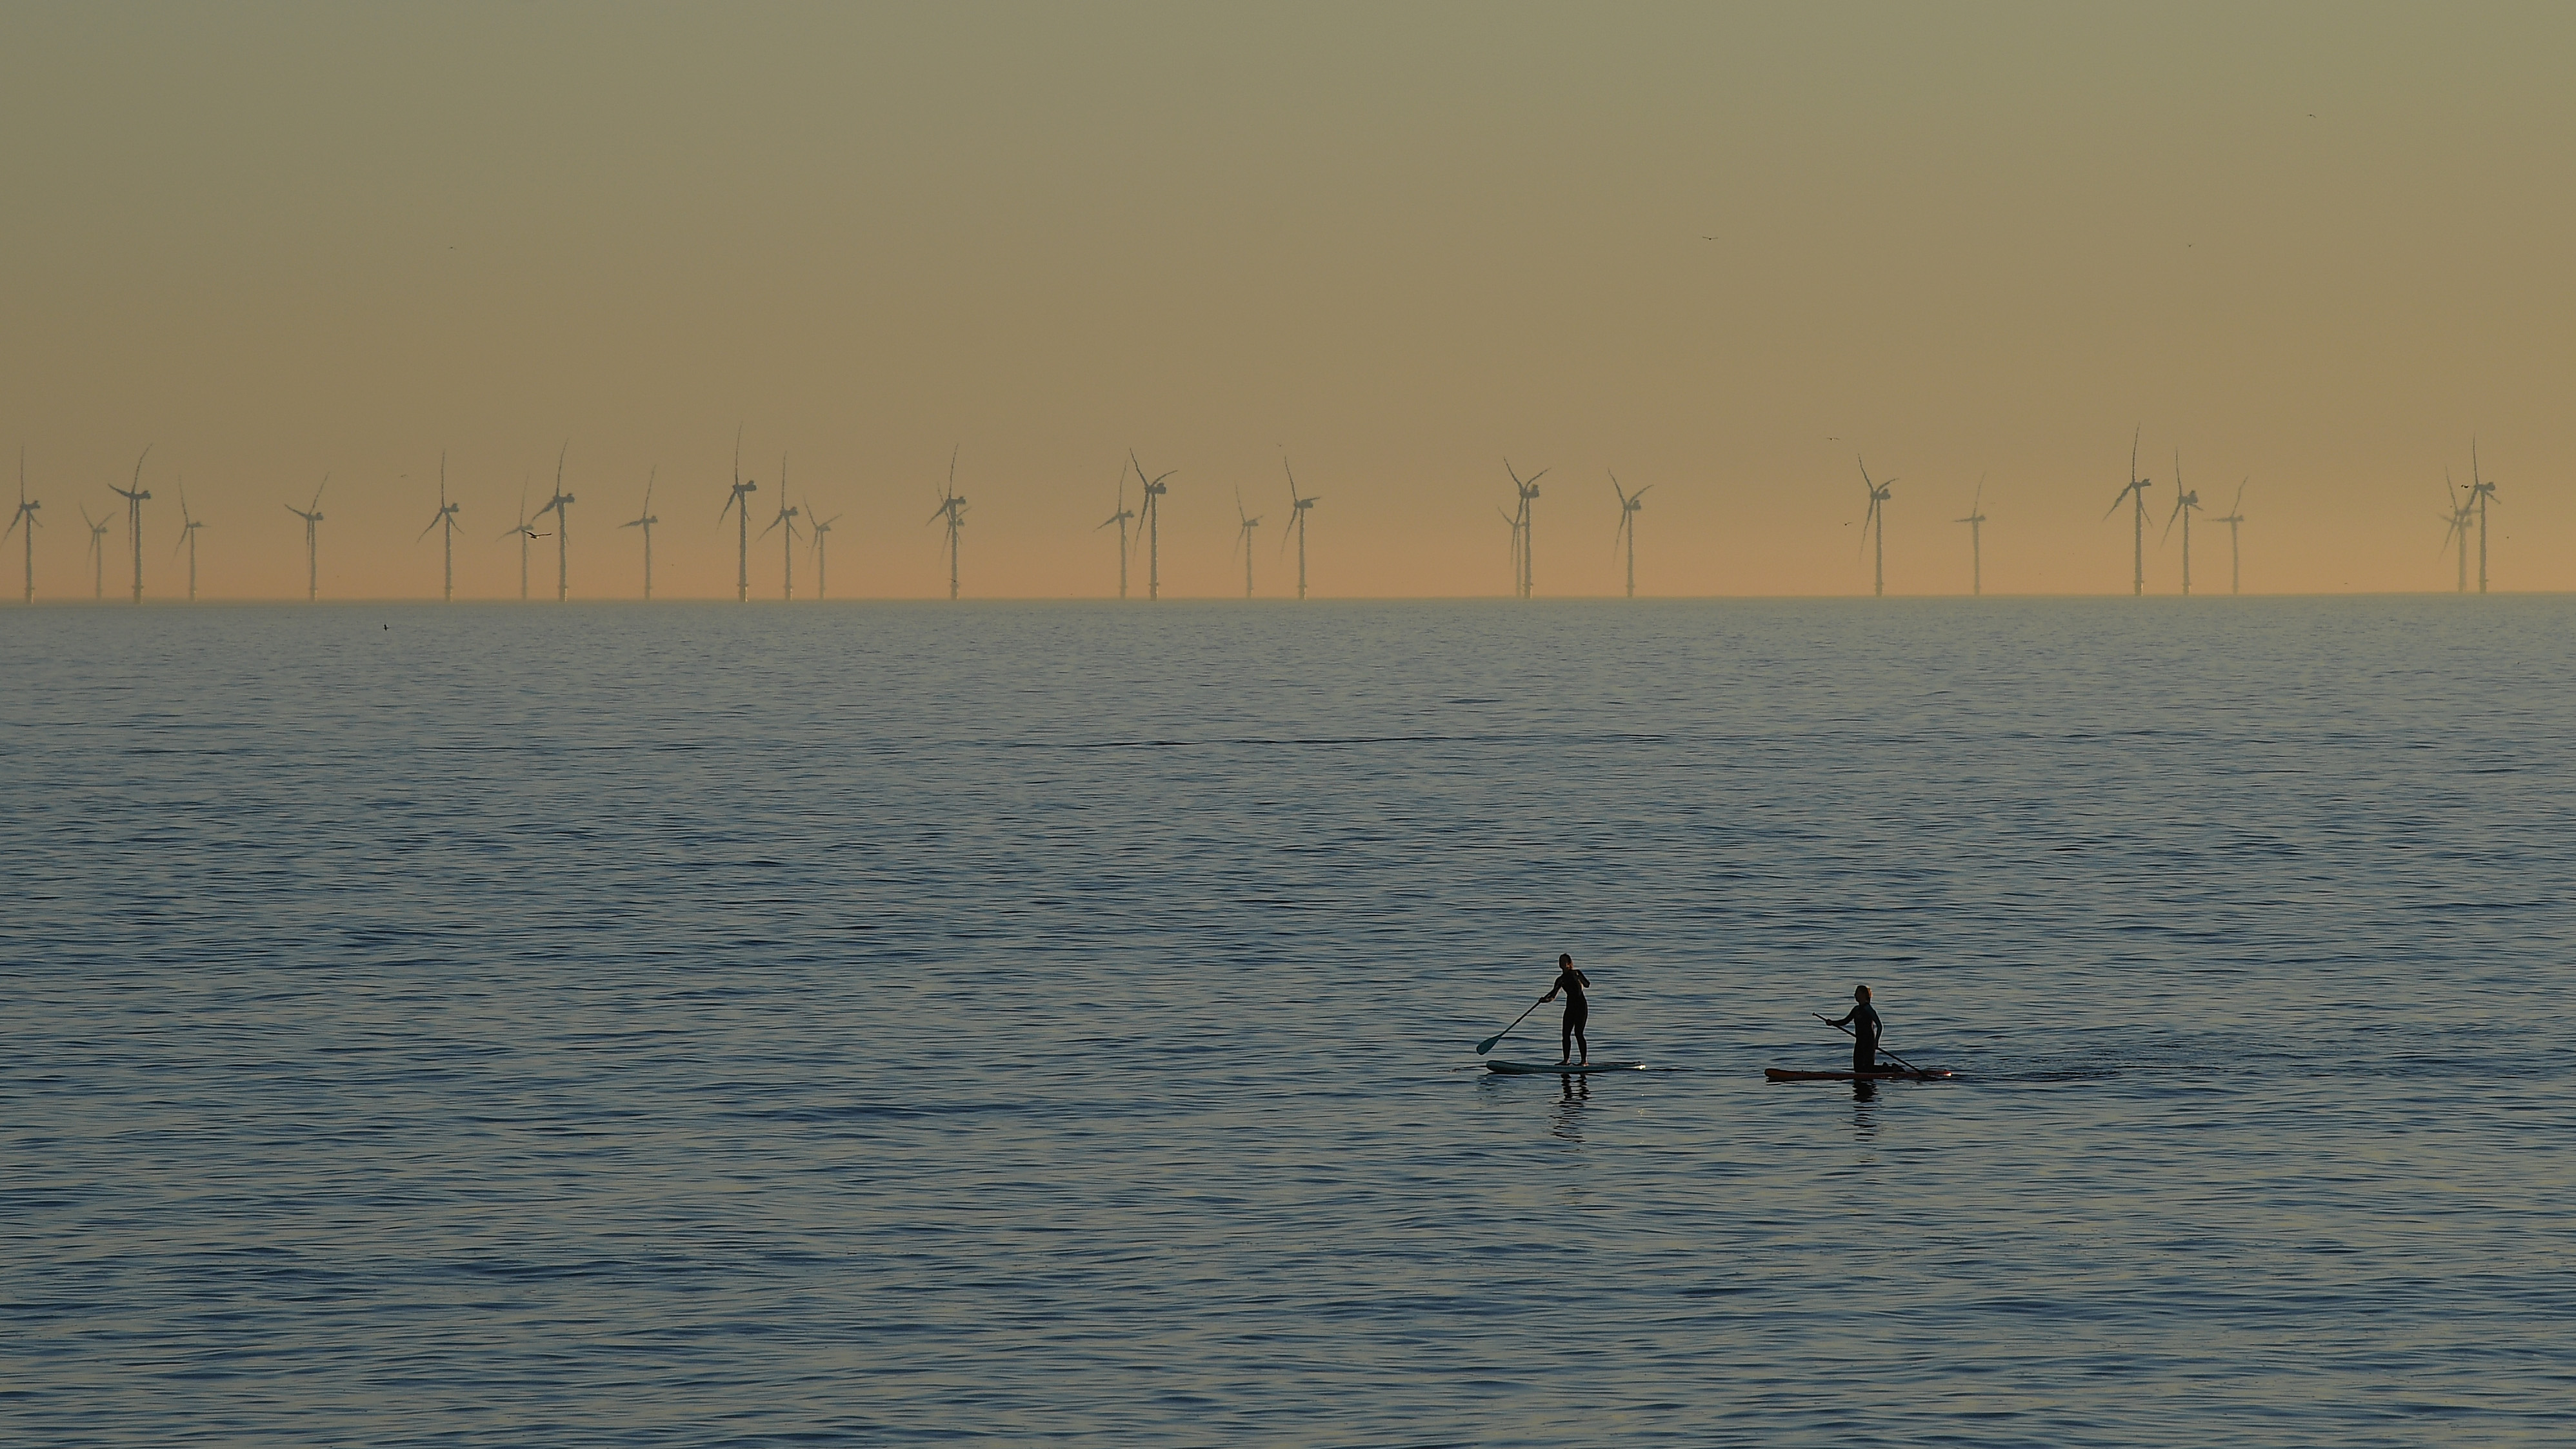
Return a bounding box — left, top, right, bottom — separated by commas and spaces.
1827, 984, 1882, 1074
1543, 954, 1591, 1064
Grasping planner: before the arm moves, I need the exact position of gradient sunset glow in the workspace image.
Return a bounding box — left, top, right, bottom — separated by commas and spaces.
6, 3, 2570, 601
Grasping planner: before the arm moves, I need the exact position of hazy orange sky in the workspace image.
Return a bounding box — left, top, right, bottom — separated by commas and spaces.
5, 3, 2571, 600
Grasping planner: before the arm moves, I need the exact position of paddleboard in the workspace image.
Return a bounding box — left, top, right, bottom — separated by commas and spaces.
1485, 1059, 1644, 1075
1764, 1067, 1953, 1082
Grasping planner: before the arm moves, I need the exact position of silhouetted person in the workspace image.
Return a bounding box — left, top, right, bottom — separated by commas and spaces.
1829, 984, 1881, 1074
1542, 953, 1591, 1064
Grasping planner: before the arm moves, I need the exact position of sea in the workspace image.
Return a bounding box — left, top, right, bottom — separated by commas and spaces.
6, 597, 2573, 1447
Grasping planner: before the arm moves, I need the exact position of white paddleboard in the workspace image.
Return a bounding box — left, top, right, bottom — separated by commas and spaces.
1484, 1059, 1644, 1075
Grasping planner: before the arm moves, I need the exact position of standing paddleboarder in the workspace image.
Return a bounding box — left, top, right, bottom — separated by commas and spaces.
1542, 954, 1591, 1064
1827, 985, 1881, 1075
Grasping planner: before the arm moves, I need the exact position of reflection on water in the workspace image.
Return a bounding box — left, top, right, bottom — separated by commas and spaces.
1850, 1079, 1881, 1132
1551, 1073, 1590, 1141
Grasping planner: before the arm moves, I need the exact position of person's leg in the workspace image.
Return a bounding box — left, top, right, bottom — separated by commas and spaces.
1853, 1041, 1873, 1074
1572, 1015, 1588, 1063
1560, 1014, 1574, 1063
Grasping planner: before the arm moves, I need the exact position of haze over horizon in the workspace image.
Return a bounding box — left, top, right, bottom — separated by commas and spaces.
5, 2, 2570, 601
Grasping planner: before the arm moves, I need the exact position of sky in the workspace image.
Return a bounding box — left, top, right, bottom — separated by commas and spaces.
3, 1, 2571, 601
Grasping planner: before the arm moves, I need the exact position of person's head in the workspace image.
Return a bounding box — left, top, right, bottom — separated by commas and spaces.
1560, 954, 1574, 968
1855, 984, 1871, 1001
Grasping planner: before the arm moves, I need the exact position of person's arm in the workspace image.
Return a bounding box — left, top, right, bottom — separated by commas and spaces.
1828, 1009, 1853, 1028
1540, 981, 1561, 1003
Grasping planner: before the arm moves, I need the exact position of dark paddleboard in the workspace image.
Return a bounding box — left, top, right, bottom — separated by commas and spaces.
1764, 1067, 1953, 1082
1485, 1059, 1645, 1075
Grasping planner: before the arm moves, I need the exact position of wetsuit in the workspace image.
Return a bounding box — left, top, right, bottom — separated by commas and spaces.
1830, 1001, 1882, 1074
1544, 966, 1591, 1062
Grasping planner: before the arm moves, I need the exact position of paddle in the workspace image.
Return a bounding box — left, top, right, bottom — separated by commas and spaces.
1476, 996, 1550, 1056
1813, 1012, 1930, 1075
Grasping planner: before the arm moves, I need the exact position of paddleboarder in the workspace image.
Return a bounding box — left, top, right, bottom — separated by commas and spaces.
1541, 954, 1591, 1064
1826, 985, 1881, 1075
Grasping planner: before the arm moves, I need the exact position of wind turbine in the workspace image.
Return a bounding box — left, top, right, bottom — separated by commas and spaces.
808, 499, 841, 600
928, 448, 967, 600
501, 478, 545, 601
81, 504, 110, 599
619, 468, 658, 601
1281, 457, 1318, 601
2464, 442, 2499, 594
718, 426, 757, 603
174, 479, 206, 603
417, 452, 461, 603
760, 457, 803, 601
285, 477, 327, 602
1096, 463, 1137, 599
1130, 450, 1173, 601
1955, 475, 1987, 596
6, 450, 39, 604
1609, 472, 1650, 599
2162, 453, 2202, 596
1505, 460, 1546, 598
1498, 505, 1524, 595
532, 443, 575, 602
2104, 428, 2153, 595
1232, 489, 1262, 598
1856, 457, 1894, 597
2441, 475, 2476, 593
110, 446, 151, 603
2212, 479, 2248, 595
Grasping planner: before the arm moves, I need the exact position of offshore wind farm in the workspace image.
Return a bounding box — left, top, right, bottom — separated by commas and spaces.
11, 9, 2576, 1449
6, 10, 2571, 607
0, 428, 2557, 602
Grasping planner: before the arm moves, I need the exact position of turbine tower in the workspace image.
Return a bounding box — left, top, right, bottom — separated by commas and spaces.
2212, 479, 2248, 595
1096, 463, 1137, 599
1856, 457, 1894, 598
6, 451, 39, 604
81, 505, 110, 599
285, 477, 327, 602
760, 458, 803, 601
808, 500, 841, 600
110, 446, 152, 604
418, 452, 461, 603
1610, 472, 1650, 599
2104, 429, 2153, 596
1282, 457, 1318, 601
2464, 442, 2498, 594
532, 443, 575, 602
174, 480, 206, 603
2162, 452, 2202, 596
1232, 489, 1262, 598
1955, 475, 1987, 596
619, 468, 658, 601
2441, 476, 2476, 593
1505, 459, 1546, 598
719, 428, 758, 603
1130, 450, 1173, 601
1499, 505, 1524, 595
501, 479, 544, 601
928, 448, 966, 601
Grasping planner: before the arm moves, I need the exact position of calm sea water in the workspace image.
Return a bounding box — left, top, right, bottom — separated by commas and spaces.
6, 598, 2573, 1447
